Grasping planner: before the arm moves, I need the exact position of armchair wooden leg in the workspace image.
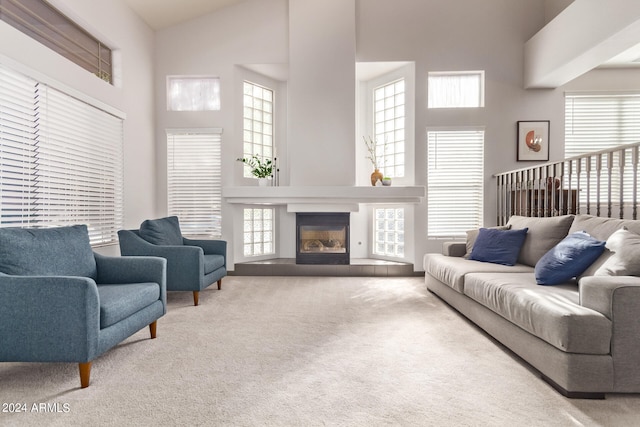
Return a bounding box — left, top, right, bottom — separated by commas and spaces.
217, 279, 222, 290
193, 291, 199, 306
79, 362, 92, 389
149, 321, 157, 339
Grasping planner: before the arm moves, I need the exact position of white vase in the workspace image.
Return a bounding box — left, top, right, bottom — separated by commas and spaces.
258, 178, 269, 187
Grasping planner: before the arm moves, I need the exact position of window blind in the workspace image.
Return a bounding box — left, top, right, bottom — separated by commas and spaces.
0, 63, 124, 245
0, 0, 112, 83
427, 129, 484, 238
167, 130, 222, 238
428, 71, 484, 109
565, 93, 640, 202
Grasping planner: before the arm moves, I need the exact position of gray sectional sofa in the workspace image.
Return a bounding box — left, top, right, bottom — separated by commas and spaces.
424, 214, 640, 398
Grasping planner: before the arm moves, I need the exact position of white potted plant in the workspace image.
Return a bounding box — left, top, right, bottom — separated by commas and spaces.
237, 155, 273, 186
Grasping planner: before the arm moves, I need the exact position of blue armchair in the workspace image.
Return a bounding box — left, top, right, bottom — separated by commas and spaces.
118, 216, 227, 306
0, 225, 166, 389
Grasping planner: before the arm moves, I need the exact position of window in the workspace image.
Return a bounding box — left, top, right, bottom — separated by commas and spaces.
373, 207, 405, 258
428, 71, 484, 108
167, 76, 221, 111
242, 81, 273, 178
167, 130, 222, 237
0, 63, 123, 245
565, 93, 640, 203
427, 129, 484, 237
0, 0, 113, 83
243, 207, 274, 256
373, 79, 405, 178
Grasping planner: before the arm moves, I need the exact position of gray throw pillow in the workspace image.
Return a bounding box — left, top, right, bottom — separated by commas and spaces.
139, 216, 183, 245
0, 225, 97, 279
594, 228, 640, 276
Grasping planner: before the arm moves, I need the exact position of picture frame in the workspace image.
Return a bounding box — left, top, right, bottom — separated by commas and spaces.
517, 120, 549, 161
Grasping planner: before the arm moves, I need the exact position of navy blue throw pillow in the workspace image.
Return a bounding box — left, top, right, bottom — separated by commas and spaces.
469, 227, 529, 266
535, 231, 605, 286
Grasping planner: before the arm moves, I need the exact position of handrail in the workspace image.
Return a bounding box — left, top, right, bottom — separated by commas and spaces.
494, 142, 640, 225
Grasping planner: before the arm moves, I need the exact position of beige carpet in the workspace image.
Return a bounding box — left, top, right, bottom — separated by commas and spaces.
1, 276, 639, 426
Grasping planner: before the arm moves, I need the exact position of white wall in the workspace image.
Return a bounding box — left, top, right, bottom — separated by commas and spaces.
152, 0, 640, 271
0, 0, 157, 255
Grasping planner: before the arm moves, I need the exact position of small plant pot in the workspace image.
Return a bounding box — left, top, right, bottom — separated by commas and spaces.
382, 178, 392, 186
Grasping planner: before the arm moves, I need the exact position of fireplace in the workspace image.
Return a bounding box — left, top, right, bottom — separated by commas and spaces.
296, 213, 350, 265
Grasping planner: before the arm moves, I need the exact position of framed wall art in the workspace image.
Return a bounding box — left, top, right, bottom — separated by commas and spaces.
517, 120, 549, 161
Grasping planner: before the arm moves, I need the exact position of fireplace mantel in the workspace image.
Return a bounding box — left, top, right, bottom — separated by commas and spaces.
222, 186, 425, 212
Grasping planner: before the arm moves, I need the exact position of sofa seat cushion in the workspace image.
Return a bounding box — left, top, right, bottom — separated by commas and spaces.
203, 254, 225, 274
463, 272, 611, 354
98, 283, 160, 328
424, 253, 533, 293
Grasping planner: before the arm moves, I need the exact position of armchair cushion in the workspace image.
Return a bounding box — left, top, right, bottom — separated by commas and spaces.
139, 216, 183, 246
204, 254, 225, 274
98, 283, 161, 328
0, 225, 97, 280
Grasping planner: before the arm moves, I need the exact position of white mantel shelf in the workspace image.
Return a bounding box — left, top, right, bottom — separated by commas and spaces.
223, 186, 425, 210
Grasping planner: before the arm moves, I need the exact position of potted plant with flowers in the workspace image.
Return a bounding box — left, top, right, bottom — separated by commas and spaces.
363, 136, 383, 186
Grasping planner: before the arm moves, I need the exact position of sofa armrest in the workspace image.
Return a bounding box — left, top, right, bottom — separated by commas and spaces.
118, 229, 203, 290
579, 276, 640, 320
580, 275, 640, 391
442, 241, 467, 257
0, 275, 100, 362
94, 253, 167, 307
183, 237, 226, 260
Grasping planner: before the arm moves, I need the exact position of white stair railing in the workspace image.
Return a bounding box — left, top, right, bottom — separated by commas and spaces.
494, 142, 640, 226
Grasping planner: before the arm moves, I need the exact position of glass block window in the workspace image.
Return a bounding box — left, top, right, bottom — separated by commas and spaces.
373, 208, 405, 258
373, 79, 405, 178
167, 76, 221, 111
428, 71, 484, 108
243, 81, 273, 178
243, 208, 274, 256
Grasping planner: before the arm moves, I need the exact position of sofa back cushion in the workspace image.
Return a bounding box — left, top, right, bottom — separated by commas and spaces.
0, 225, 97, 279
506, 215, 574, 267
569, 214, 640, 240
139, 216, 183, 246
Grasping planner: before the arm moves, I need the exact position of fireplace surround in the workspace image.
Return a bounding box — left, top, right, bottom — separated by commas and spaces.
296, 213, 350, 264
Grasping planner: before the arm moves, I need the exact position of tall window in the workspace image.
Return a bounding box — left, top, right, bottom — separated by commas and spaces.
565, 93, 640, 204
167, 130, 222, 238
373, 207, 404, 258
374, 79, 405, 178
0, 0, 113, 83
427, 129, 484, 237
0, 63, 123, 245
167, 76, 221, 111
428, 71, 484, 109
242, 81, 273, 178
243, 208, 274, 257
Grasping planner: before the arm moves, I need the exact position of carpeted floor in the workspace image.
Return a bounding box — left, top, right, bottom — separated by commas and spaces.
1, 276, 639, 426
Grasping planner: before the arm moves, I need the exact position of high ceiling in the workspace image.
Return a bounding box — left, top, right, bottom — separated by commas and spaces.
122, 0, 246, 30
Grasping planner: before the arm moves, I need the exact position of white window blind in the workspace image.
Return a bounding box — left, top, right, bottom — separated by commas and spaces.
565, 93, 640, 203
0, 63, 123, 245
167, 130, 222, 238
374, 79, 405, 178
427, 129, 484, 237
428, 71, 484, 109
